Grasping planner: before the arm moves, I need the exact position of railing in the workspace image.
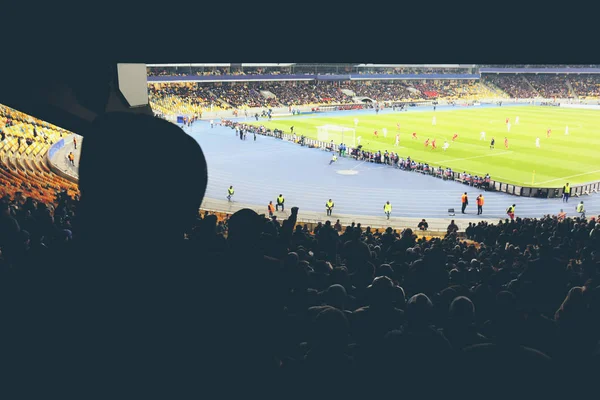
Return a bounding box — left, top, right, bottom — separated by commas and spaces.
254, 129, 596, 199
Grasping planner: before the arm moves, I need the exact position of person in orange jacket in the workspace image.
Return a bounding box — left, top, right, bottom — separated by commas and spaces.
268, 201, 275, 217
476, 194, 484, 215
461, 192, 469, 214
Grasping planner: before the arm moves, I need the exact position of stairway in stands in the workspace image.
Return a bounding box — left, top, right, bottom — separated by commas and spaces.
521, 76, 540, 97
565, 79, 579, 100
480, 81, 508, 98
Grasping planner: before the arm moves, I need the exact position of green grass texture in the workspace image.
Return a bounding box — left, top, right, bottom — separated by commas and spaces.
249, 106, 600, 187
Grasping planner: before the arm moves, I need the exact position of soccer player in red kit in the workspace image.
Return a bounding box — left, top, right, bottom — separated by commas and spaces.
506, 117, 509, 124
432, 139, 437, 149
504, 137, 509, 149
374, 130, 378, 138
452, 133, 458, 141
547, 128, 551, 138
412, 132, 417, 139
424, 138, 430, 148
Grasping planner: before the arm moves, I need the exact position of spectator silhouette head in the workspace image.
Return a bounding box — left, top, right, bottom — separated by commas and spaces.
449, 296, 476, 326
322, 284, 347, 311
78, 113, 207, 249
311, 307, 349, 350
367, 276, 395, 308
406, 293, 434, 327
228, 208, 264, 251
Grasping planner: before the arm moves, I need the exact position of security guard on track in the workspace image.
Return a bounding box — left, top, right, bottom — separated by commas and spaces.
276, 194, 285, 211
227, 186, 234, 202
577, 201, 585, 218
506, 204, 516, 220
563, 183, 572, 203
384, 201, 392, 220
326, 199, 334, 216
476, 194, 484, 215
461, 192, 469, 214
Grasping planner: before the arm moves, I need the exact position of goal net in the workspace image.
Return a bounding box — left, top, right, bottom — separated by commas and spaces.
317, 125, 356, 147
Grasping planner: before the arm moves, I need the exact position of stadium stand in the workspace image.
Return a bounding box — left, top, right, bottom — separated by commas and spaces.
526, 75, 571, 98
148, 80, 502, 112
569, 75, 600, 98
3, 68, 600, 397
0, 104, 79, 203
482, 74, 538, 98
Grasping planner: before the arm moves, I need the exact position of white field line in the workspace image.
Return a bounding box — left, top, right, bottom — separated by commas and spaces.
533, 170, 600, 185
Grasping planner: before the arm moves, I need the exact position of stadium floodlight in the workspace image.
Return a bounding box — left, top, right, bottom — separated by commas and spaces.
317, 125, 356, 147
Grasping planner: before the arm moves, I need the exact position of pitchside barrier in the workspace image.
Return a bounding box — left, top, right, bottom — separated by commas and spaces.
277, 132, 599, 199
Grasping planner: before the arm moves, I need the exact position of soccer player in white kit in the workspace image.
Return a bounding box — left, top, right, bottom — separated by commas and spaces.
480, 131, 486, 140
354, 118, 359, 127
536, 137, 540, 148
357, 136, 362, 145
507, 122, 511, 132
383, 128, 388, 138
565, 125, 569, 135
394, 134, 399, 146
442, 140, 450, 151
432, 116, 437, 126
515, 116, 520, 125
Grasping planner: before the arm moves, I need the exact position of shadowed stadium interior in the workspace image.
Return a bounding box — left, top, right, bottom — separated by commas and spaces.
0, 63, 599, 397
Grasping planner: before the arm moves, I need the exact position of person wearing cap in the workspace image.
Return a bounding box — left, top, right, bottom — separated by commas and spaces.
577, 201, 585, 218
276, 194, 285, 212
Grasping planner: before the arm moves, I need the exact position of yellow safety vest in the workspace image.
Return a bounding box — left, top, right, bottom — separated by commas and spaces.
384, 204, 392, 212
507, 206, 515, 213
577, 204, 584, 212
326, 201, 333, 208
563, 185, 570, 194
277, 196, 284, 204
228, 188, 234, 195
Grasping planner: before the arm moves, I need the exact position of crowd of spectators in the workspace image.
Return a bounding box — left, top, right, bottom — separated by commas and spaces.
569, 75, 600, 97
148, 83, 218, 107
349, 81, 414, 101
526, 75, 571, 98
483, 74, 600, 98
483, 74, 538, 98
209, 84, 274, 108
259, 82, 352, 106
148, 74, 600, 112
3, 180, 600, 395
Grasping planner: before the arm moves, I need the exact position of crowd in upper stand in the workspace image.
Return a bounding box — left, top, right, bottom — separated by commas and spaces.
148, 75, 600, 114
527, 75, 572, 98
483, 75, 538, 98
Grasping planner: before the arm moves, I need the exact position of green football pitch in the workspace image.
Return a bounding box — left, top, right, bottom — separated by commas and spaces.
249, 106, 600, 187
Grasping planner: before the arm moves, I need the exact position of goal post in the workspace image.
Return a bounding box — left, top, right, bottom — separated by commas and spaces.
317, 125, 356, 147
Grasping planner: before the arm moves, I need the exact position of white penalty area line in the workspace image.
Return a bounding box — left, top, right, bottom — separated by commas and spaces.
531, 169, 600, 185
443, 151, 513, 163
